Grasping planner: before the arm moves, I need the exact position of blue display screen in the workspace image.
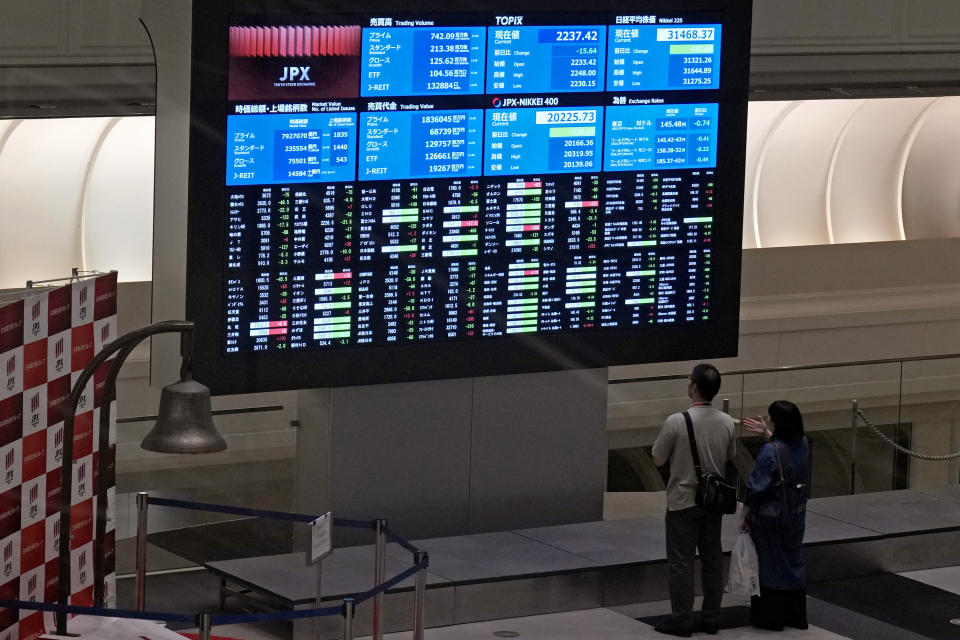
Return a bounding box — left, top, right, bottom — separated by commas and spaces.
359, 109, 483, 180
604, 103, 718, 171
227, 112, 357, 185
222, 10, 731, 357
488, 26, 606, 93
361, 27, 486, 96
608, 24, 721, 91
485, 107, 603, 175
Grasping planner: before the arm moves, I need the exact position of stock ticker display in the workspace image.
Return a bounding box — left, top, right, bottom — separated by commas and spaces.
223, 12, 724, 354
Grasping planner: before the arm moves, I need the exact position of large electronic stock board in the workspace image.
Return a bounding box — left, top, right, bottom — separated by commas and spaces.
186, 0, 752, 393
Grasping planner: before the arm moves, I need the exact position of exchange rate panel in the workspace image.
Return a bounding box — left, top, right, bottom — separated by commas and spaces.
187, 1, 751, 392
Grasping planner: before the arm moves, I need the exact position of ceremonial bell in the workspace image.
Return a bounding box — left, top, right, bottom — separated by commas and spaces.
140, 378, 227, 453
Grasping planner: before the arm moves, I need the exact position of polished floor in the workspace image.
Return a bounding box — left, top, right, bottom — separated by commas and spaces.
117, 486, 960, 639
359, 608, 845, 639
180, 565, 960, 640
201, 606, 846, 640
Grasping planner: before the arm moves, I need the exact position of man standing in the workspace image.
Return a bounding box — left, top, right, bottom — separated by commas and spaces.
651, 363, 736, 637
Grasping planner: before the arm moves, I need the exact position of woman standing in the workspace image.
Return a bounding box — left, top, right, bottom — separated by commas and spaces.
742, 401, 811, 631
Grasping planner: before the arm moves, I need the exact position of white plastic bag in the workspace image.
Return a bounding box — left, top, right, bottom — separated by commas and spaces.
726, 532, 760, 596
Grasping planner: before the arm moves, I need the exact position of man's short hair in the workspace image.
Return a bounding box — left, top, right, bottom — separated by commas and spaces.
690, 363, 721, 401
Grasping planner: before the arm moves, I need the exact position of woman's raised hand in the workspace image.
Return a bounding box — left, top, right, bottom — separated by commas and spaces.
742, 416, 772, 441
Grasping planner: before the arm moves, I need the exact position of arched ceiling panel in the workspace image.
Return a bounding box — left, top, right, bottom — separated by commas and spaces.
755, 99, 864, 247
82, 116, 155, 281
901, 97, 960, 240
743, 101, 795, 249
0, 117, 113, 288
828, 97, 933, 244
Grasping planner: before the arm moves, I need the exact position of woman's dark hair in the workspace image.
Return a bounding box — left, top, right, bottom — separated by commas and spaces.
768, 400, 804, 443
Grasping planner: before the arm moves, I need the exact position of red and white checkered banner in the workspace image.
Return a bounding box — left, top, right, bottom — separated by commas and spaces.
0, 273, 117, 640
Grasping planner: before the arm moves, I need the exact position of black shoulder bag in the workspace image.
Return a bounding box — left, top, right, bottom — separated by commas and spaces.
683, 411, 737, 515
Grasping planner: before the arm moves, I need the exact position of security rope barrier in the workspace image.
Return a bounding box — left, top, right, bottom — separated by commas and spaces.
856, 407, 960, 461
0, 598, 196, 623
144, 496, 373, 528
0, 495, 431, 640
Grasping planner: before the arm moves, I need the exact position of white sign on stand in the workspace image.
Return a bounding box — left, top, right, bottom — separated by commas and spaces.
311, 512, 332, 564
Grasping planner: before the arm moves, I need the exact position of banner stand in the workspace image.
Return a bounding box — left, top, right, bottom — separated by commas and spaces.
0, 270, 118, 640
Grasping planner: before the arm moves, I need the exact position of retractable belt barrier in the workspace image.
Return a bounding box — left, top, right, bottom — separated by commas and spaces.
0, 495, 431, 640
144, 496, 374, 529
0, 598, 195, 624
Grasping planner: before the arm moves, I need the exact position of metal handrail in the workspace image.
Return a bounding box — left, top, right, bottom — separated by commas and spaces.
610, 351, 960, 385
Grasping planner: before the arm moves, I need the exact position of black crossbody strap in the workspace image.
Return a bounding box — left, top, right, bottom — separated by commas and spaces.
771, 441, 786, 482
682, 411, 704, 483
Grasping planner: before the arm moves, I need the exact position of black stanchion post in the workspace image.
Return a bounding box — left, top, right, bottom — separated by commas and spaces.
135, 492, 149, 610
373, 518, 387, 640
413, 550, 427, 640
197, 612, 212, 640
313, 558, 323, 640
341, 597, 355, 640
850, 399, 859, 495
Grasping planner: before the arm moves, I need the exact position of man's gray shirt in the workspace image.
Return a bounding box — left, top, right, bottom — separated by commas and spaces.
652, 405, 736, 511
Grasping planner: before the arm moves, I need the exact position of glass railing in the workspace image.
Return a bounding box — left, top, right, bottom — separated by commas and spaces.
606, 354, 960, 511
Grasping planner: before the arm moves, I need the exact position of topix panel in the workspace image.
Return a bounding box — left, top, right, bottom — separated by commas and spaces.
187, 0, 752, 393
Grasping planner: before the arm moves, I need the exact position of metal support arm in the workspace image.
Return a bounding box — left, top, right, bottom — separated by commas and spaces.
56, 321, 195, 635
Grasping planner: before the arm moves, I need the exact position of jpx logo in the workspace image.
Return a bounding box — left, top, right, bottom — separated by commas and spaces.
54, 337, 65, 373
78, 549, 87, 584
77, 461, 87, 497
27, 574, 37, 601
78, 287, 88, 320
2, 541, 12, 576
54, 426, 63, 462
54, 518, 61, 551
30, 392, 40, 426
29, 483, 39, 518
4, 449, 14, 484
278, 66, 311, 83
101, 324, 110, 343
31, 300, 42, 335
4, 355, 14, 391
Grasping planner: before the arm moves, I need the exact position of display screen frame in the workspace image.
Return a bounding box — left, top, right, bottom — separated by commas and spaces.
186, 0, 752, 395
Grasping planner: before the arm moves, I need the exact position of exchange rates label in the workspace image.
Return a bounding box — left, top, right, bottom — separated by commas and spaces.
604, 103, 718, 171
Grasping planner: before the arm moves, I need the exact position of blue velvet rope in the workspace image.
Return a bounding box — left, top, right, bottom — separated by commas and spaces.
383, 526, 421, 556
210, 603, 343, 625
334, 517, 377, 530
353, 563, 422, 602
0, 598, 195, 624
0, 560, 428, 627
146, 497, 316, 522
145, 497, 372, 530
209, 560, 427, 625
